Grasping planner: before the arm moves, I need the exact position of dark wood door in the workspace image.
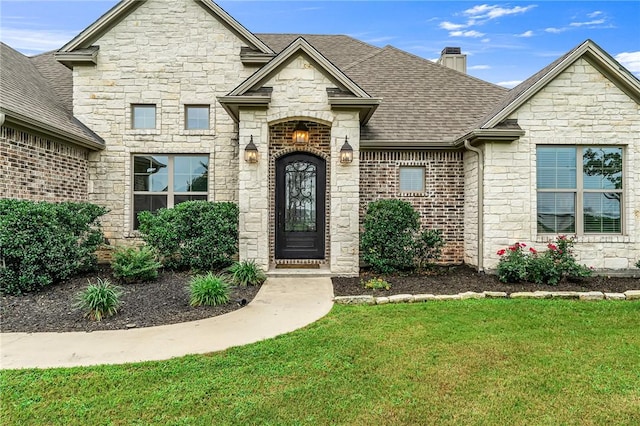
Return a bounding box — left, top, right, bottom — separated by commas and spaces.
275, 153, 326, 259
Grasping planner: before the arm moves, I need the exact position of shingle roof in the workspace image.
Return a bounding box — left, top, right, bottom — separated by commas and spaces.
343, 46, 508, 146
30, 50, 74, 112
0, 43, 103, 148
256, 34, 381, 69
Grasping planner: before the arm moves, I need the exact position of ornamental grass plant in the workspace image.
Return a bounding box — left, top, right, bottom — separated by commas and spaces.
189, 273, 230, 307
227, 260, 266, 286
74, 278, 123, 321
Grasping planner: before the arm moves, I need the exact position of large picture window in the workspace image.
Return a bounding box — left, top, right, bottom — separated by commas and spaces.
536, 146, 622, 234
132, 155, 209, 229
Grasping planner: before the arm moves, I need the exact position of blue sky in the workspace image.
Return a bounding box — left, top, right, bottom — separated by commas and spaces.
1, 1, 639, 88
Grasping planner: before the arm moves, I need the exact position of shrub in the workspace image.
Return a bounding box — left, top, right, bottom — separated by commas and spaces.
361, 199, 420, 273
496, 236, 592, 285
189, 273, 230, 307
138, 201, 238, 271
415, 229, 445, 270
74, 278, 123, 321
636, 259, 640, 269
227, 260, 266, 286
0, 200, 107, 295
363, 277, 391, 290
111, 246, 162, 283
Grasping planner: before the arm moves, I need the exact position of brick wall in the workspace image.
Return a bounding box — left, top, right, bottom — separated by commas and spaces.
0, 126, 89, 202
360, 150, 464, 263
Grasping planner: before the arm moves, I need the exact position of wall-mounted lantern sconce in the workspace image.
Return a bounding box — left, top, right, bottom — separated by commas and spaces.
244, 135, 258, 163
292, 121, 309, 144
340, 136, 354, 164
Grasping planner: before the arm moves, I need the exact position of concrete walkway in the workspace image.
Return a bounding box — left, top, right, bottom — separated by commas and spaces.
0, 277, 334, 370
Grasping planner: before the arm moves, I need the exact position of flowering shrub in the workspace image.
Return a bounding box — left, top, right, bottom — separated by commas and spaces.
496, 236, 592, 285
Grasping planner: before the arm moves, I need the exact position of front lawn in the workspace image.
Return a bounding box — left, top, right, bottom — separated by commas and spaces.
2, 301, 639, 425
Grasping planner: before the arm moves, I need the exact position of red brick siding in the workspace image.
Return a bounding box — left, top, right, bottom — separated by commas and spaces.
0, 126, 89, 202
360, 150, 464, 263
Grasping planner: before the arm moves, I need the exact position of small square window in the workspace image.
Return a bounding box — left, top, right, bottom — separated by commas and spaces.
185, 105, 209, 130
399, 167, 425, 192
132, 104, 156, 129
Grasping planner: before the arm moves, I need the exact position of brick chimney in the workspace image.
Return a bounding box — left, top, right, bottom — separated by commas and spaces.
437, 47, 467, 73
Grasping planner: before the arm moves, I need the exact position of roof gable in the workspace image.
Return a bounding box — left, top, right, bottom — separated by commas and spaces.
481, 39, 640, 129
58, 0, 272, 54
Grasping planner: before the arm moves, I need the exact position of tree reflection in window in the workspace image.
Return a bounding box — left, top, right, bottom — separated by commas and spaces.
285, 161, 316, 232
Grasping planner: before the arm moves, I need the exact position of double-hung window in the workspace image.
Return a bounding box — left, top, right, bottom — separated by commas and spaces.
132, 104, 156, 129
536, 146, 622, 234
132, 155, 209, 229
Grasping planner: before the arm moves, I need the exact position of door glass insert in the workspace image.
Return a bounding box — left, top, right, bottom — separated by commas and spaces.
284, 161, 317, 232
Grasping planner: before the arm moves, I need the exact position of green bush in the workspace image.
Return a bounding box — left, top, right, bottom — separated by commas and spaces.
111, 246, 162, 283
360, 199, 420, 273
189, 273, 230, 307
0, 200, 107, 295
496, 236, 592, 285
636, 259, 640, 269
363, 277, 391, 290
227, 260, 266, 286
360, 199, 444, 273
74, 278, 123, 321
137, 201, 238, 271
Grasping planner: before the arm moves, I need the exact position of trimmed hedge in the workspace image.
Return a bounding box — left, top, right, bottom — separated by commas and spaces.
0, 200, 107, 295
137, 201, 238, 271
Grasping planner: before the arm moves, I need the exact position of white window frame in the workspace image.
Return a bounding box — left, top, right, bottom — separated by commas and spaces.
536, 145, 623, 235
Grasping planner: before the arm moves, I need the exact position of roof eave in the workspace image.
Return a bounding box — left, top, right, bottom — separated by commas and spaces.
329, 97, 382, 125
453, 128, 526, 148
360, 140, 461, 150
1, 108, 105, 151
217, 95, 271, 122
54, 49, 99, 68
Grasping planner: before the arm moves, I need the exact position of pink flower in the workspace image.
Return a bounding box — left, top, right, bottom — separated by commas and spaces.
547, 243, 557, 251
529, 247, 537, 254
497, 249, 506, 256
558, 235, 567, 240
509, 246, 518, 251
519, 243, 527, 248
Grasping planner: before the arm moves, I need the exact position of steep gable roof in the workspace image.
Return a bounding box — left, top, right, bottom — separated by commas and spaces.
58, 0, 273, 54
343, 46, 508, 147
480, 39, 640, 129
0, 43, 104, 149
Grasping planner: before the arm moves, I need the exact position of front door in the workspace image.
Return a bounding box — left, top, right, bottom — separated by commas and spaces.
275, 153, 326, 259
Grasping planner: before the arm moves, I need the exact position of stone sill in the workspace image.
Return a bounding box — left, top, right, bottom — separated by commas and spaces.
334, 289, 640, 305
535, 235, 632, 244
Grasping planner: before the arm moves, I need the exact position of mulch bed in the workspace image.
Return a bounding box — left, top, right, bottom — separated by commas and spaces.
333, 265, 639, 297
0, 266, 260, 334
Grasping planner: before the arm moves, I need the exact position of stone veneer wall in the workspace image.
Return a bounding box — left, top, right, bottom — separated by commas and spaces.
359, 150, 464, 263
463, 149, 479, 267
0, 126, 89, 202
268, 121, 331, 264
482, 57, 640, 270
71, 0, 256, 242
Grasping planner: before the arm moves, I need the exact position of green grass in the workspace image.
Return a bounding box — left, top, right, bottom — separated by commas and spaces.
2, 300, 639, 425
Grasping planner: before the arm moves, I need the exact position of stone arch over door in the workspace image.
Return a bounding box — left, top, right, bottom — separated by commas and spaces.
268, 120, 331, 266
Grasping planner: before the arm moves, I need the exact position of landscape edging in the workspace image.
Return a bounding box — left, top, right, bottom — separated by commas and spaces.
334, 289, 640, 305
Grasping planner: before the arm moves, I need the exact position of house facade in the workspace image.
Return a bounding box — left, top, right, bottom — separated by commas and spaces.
1, 0, 639, 274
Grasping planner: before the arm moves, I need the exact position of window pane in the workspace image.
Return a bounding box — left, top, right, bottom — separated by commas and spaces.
186, 106, 209, 130
537, 192, 575, 233
133, 194, 167, 229
133, 105, 156, 129
536, 147, 576, 189
584, 193, 621, 233
583, 147, 622, 190
173, 156, 209, 192
133, 156, 168, 192
399, 167, 424, 192
175, 195, 208, 205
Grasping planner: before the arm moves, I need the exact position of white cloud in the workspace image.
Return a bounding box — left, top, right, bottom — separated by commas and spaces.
463, 4, 537, 20
517, 30, 534, 37
615, 51, 640, 73
588, 11, 603, 18
570, 19, 606, 27
440, 21, 466, 31
545, 27, 567, 34
481, 38, 491, 43
469, 65, 491, 70
0, 28, 76, 54
496, 80, 523, 88
450, 30, 485, 38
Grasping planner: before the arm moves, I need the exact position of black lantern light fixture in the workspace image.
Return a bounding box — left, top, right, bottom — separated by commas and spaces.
292, 121, 309, 144
340, 136, 354, 164
244, 135, 258, 163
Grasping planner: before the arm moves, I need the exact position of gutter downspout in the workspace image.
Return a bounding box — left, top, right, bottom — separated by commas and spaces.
464, 139, 484, 272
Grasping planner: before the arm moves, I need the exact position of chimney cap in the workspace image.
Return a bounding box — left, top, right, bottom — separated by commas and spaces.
441, 47, 462, 55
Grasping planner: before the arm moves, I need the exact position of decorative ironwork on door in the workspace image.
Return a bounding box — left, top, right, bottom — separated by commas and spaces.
284, 161, 317, 232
